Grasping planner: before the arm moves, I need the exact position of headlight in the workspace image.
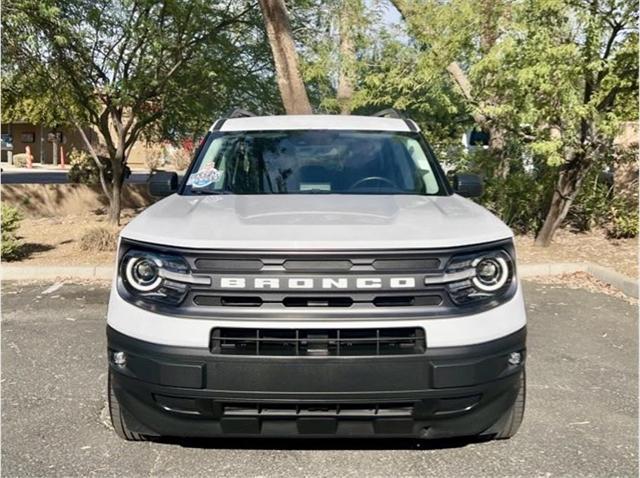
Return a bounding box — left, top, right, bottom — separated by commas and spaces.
435, 249, 515, 306
120, 249, 210, 305
472, 256, 509, 291
125, 256, 162, 292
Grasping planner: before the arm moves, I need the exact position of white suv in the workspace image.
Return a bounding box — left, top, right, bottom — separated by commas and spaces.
107, 110, 526, 441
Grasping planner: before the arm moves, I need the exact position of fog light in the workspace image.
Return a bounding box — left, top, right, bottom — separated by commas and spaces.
113, 351, 127, 367
508, 352, 521, 366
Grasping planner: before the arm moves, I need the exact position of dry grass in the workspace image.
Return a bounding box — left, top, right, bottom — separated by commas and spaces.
11, 210, 138, 266
79, 226, 119, 252
515, 228, 637, 278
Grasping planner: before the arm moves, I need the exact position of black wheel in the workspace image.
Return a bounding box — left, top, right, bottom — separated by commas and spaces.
495, 369, 526, 439
108, 370, 147, 441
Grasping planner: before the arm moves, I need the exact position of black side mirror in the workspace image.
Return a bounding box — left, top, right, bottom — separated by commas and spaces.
452, 173, 484, 198
148, 170, 178, 197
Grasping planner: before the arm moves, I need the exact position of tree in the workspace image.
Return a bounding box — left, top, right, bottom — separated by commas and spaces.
390, 0, 512, 163
385, 0, 637, 245
292, 0, 374, 114
258, 0, 313, 114
336, 1, 365, 114
2, 0, 277, 224
527, 0, 638, 245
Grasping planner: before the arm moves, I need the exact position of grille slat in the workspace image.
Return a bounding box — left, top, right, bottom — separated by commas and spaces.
211, 327, 426, 356
221, 402, 415, 417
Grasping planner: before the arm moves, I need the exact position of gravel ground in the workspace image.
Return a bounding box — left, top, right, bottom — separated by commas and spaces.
1, 281, 637, 477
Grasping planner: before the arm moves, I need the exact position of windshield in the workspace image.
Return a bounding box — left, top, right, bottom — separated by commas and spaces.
183, 130, 447, 195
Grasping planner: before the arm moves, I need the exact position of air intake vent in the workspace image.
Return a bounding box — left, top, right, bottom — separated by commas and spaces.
210, 327, 426, 356
282, 297, 353, 307
222, 402, 415, 417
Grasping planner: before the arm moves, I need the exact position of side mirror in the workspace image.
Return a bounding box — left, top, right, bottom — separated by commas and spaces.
148, 170, 178, 197
452, 173, 483, 198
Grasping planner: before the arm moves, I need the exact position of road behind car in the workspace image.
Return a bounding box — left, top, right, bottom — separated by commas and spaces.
1, 281, 637, 477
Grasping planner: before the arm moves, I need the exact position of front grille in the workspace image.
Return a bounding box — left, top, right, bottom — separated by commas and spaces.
210, 327, 426, 356
191, 250, 446, 310
194, 294, 442, 308
120, 238, 516, 319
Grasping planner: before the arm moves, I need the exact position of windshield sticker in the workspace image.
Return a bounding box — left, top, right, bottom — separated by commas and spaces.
189, 164, 222, 188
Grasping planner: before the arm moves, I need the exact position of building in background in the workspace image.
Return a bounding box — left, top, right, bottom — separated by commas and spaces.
0, 121, 156, 168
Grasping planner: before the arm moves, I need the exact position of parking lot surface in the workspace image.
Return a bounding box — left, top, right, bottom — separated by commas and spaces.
1, 281, 637, 477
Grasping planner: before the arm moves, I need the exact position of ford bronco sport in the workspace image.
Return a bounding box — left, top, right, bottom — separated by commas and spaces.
107, 109, 526, 441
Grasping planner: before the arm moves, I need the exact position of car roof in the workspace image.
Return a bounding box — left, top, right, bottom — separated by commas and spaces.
210, 114, 419, 133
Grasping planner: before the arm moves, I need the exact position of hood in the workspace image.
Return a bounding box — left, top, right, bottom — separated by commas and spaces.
121, 194, 513, 250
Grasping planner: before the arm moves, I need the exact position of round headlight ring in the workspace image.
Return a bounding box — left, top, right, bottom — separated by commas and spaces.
471, 256, 509, 292
125, 256, 162, 292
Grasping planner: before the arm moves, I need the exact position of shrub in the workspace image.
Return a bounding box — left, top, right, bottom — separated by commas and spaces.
569, 167, 638, 238
461, 148, 554, 235
79, 226, 118, 252
144, 150, 165, 171
12, 153, 28, 168
607, 197, 638, 239
567, 173, 613, 232
67, 149, 113, 185
1, 204, 23, 261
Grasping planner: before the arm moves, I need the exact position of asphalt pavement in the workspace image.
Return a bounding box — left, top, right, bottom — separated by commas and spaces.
0, 169, 150, 184
1, 281, 637, 477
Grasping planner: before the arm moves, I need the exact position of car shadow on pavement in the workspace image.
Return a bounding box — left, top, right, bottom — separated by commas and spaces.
153, 435, 493, 451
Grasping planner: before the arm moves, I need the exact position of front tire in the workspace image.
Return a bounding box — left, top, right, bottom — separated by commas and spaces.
495, 369, 526, 439
108, 370, 147, 441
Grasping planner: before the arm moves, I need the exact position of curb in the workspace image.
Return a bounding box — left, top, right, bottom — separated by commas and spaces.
2, 266, 113, 281
519, 262, 638, 298
3, 262, 637, 298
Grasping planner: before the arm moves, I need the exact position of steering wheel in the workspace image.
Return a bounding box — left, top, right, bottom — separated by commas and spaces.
349, 176, 399, 190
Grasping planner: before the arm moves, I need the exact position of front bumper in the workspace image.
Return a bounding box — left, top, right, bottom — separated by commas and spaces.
108, 326, 526, 439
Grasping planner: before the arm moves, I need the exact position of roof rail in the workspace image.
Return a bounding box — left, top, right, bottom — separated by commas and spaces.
211, 108, 257, 130
371, 108, 404, 119
371, 108, 419, 132
227, 108, 256, 119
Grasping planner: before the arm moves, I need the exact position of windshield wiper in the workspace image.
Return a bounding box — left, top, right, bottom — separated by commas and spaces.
189, 189, 232, 195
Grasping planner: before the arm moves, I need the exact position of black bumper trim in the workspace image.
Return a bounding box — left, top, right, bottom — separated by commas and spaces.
107, 326, 525, 438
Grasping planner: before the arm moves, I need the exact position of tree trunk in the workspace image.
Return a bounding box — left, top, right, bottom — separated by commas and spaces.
107, 155, 125, 226
74, 122, 112, 203
534, 157, 590, 247
108, 176, 122, 225
337, 2, 356, 115
489, 126, 509, 178
258, 0, 313, 114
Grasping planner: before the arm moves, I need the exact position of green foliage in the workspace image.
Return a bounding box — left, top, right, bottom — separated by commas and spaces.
464, 148, 555, 234
1, 204, 23, 261
568, 166, 638, 238
608, 198, 638, 239
568, 174, 613, 232
2, 0, 279, 138
67, 149, 113, 185
2, 0, 280, 223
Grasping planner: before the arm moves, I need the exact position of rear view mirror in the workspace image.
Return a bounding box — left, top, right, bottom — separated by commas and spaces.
148, 170, 178, 198
452, 173, 483, 198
